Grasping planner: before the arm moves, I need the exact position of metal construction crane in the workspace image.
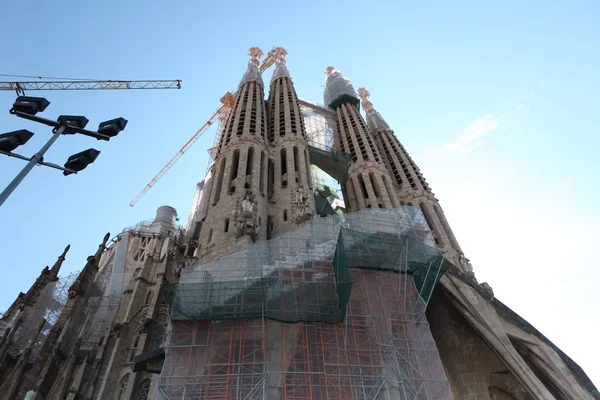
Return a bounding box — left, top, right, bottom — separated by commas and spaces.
0, 79, 181, 95
128, 47, 286, 207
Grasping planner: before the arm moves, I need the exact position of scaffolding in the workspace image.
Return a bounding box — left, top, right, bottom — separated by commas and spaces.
156, 208, 453, 399
8, 271, 79, 362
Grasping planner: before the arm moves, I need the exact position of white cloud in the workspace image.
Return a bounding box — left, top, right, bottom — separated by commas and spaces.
433, 95, 529, 156
444, 114, 501, 155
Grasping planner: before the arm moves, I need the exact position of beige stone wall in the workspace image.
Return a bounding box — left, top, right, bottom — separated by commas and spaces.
199, 81, 269, 261
334, 103, 398, 211
267, 76, 315, 238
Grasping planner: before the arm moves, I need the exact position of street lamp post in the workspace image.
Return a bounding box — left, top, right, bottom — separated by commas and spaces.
0, 96, 127, 207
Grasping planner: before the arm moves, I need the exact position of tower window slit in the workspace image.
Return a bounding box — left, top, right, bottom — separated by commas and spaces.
259, 151, 266, 196
283, 209, 288, 221
268, 159, 275, 199
245, 147, 254, 189
224, 219, 229, 233
281, 149, 288, 188
213, 157, 226, 205
293, 146, 299, 183
228, 150, 240, 194
305, 149, 312, 188
358, 174, 369, 199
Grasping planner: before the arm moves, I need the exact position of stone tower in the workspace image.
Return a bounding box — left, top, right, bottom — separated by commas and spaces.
199, 47, 270, 261
324, 67, 399, 212
266, 52, 315, 238
358, 88, 463, 265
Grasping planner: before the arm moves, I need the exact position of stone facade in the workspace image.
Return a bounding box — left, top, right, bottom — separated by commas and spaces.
358, 87, 463, 267
0, 49, 596, 400
266, 57, 314, 238
324, 68, 399, 212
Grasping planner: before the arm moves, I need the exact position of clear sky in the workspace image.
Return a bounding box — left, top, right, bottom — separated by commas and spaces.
1, 0, 599, 388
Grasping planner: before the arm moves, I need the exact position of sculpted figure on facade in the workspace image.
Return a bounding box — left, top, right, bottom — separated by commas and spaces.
233, 190, 259, 241
291, 187, 313, 223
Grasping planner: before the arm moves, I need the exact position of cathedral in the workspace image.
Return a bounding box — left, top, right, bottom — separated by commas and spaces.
0, 48, 597, 400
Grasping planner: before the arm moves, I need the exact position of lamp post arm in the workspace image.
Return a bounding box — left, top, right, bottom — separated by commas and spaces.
0, 125, 66, 207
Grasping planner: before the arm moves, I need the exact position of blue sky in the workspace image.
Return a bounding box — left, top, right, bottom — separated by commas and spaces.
1, 0, 599, 387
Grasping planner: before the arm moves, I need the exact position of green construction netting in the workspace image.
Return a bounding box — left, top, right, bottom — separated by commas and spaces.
165, 227, 449, 324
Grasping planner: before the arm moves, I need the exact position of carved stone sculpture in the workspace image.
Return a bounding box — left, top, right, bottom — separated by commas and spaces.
233, 190, 259, 241
291, 187, 313, 223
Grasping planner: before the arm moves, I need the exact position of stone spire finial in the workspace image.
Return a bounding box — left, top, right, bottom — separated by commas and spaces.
49, 244, 70, 278
358, 88, 373, 111
271, 47, 291, 82
239, 47, 264, 88
357, 87, 390, 131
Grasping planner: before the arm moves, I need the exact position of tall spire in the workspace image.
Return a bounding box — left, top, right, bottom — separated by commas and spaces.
50, 244, 70, 278
358, 88, 391, 131
239, 47, 264, 88
271, 47, 290, 82
323, 66, 360, 109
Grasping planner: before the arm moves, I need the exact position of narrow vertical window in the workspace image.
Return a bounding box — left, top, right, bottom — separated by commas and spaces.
268, 159, 275, 198
245, 146, 254, 189
358, 174, 369, 199
228, 150, 240, 194
283, 209, 288, 221
224, 218, 230, 233
293, 146, 299, 183
259, 151, 266, 196
368, 172, 381, 206
145, 291, 152, 305
305, 149, 312, 188
281, 148, 288, 188
213, 157, 226, 205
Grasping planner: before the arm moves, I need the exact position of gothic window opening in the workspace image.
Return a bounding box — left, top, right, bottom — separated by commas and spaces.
133, 237, 150, 263
136, 379, 151, 400
280, 148, 288, 188
358, 174, 369, 199
283, 209, 288, 221
129, 330, 144, 362
224, 218, 230, 233
149, 314, 168, 351
268, 159, 275, 199
259, 151, 266, 196
213, 157, 226, 205
293, 146, 300, 183
245, 146, 254, 189
229, 150, 240, 194
267, 215, 274, 239
145, 291, 152, 305
305, 149, 312, 188
116, 374, 130, 400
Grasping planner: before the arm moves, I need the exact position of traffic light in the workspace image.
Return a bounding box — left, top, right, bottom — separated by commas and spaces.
63, 148, 101, 176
